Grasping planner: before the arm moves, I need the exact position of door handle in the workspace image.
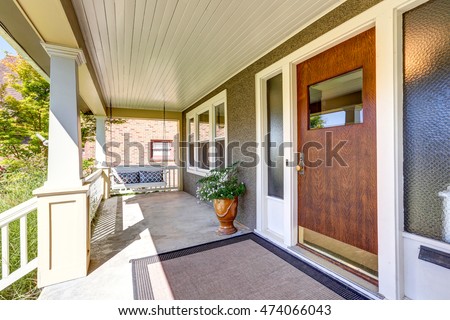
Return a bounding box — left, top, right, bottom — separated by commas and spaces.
296, 152, 305, 175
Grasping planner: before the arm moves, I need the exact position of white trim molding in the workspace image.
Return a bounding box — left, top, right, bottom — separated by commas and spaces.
41, 42, 86, 66
0, 25, 49, 81
403, 232, 450, 299
255, 64, 297, 247
186, 90, 227, 176
255, 0, 435, 300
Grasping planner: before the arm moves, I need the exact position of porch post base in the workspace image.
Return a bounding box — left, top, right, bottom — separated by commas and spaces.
33, 185, 90, 288
102, 167, 111, 200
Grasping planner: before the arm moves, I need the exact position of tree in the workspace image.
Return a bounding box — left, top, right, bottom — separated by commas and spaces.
0, 55, 47, 300
80, 112, 126, 148
80, 112, 96, 148
0, 55, 49, 161
310, 115, 325, 129
0, 56, 124, 162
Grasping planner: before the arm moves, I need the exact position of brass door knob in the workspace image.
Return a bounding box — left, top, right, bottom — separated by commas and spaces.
297, 152, 305, 175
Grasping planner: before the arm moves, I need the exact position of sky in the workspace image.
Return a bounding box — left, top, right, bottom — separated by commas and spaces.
0, 35, 17, 59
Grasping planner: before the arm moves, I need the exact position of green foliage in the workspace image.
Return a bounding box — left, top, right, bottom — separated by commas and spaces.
310, 115, 325, 129
0, 213, 39, 300
0, 155, 45, 300
0, 56, 115, 156
196, 163, 246, 201
0, 56, 49, 160
80, 113, 127, 147
0, 56, 126, 300
82, 158, 95, 177
0, 56, 48, 299
0, 155, 46, 212
80, 113, 97, 147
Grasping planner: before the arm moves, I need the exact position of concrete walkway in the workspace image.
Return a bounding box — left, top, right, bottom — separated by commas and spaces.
39, 192, 250, 299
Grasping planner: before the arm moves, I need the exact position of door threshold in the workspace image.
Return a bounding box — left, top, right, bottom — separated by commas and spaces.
254, 229, 383, 300
298, 243, 378, 285
288, 245, 381, 297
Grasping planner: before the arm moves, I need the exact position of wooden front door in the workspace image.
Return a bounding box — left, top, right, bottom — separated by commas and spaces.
297, 28, 377, 255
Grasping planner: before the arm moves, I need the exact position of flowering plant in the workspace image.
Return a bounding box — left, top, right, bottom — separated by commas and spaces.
196, 163, 246, 201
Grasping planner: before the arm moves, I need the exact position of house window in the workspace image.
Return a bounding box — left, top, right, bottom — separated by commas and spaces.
186, 90, 227, 175
308, 68, 363, 129
188, 118, 195, 167
214, 102, 226, 169
198, 110, 210, 170
150, 140, 173, 162
267, 73, 284, 199
403, 0, 450, 243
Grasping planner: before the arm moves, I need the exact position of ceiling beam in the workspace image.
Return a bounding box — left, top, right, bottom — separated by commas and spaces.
0, 0, 49, 78
12, 0, 106, 115
59, 0, 107, 114
108, 107, 182, 122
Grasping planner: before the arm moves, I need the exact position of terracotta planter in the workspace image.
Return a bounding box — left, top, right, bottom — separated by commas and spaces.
213, 197, 238, 235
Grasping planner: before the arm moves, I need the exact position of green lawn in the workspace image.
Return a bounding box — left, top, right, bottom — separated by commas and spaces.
0, 160, 45, 300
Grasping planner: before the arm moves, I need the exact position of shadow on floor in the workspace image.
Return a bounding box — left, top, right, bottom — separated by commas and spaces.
39, 191, 250, 299
89, 192, 250, 274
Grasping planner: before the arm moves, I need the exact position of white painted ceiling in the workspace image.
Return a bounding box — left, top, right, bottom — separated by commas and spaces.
72, 0, 341, 111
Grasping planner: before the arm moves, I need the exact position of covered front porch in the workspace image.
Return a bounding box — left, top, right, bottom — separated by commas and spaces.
1, 0, 449, 301
38, 191, 371, 300
38, 191, 250, 299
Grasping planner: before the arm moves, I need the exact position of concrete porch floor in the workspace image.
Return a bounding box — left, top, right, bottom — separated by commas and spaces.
39, 191, 250, 300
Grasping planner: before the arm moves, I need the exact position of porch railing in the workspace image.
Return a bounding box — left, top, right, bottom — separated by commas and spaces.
0, 197, 38, 291
85, 169, 105, 222
164, 165, 180, 191
0, 168, 108, 291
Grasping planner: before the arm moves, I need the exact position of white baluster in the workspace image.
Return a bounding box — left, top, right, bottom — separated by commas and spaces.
20, 216, 28, 267
1, 225, 10, 278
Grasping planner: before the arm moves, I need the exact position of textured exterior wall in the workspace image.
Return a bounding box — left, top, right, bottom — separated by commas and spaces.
182, 0, 383, 229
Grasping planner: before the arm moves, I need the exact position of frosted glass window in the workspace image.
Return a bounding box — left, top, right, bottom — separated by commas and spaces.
267, 73, 284, 199
403, 0, 450, 243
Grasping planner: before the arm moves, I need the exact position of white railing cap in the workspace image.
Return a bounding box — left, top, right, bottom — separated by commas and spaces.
83, 168, 104, 184
0, 197, 38, 228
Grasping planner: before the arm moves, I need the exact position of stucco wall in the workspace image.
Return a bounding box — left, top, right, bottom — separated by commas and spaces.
182, 0, 383, 229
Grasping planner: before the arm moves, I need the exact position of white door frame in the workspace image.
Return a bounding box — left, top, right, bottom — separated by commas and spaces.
255, 66, 296, 245
255, 0, 431, 300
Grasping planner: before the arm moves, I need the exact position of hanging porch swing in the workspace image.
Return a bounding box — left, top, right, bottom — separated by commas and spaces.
109, 101, 168, 193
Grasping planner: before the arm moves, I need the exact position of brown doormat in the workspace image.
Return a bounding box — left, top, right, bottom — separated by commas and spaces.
131, 233, 369, 300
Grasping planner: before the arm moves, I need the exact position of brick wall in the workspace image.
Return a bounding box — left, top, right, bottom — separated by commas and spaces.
83, 118, 178, 166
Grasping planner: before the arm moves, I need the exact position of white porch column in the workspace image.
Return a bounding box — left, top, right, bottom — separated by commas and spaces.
95, 115, 107, 167
43, 44, 86, 188
34, 44, 90, 288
